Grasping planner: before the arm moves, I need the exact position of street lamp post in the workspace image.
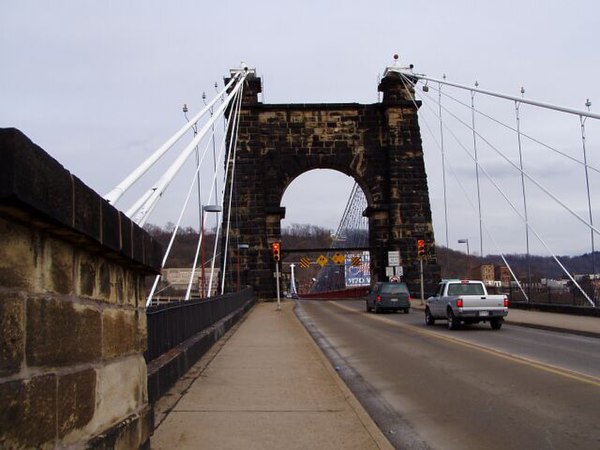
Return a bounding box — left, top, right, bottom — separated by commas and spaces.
458, 239, 470, 278
201, 205, 222, 298
237, 244, 249, 291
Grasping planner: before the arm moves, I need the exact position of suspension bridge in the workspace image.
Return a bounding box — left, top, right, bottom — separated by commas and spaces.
2, 57, 600, 450
101, 59, 599, 307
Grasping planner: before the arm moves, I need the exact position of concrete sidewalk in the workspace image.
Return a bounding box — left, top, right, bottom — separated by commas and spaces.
150, 301, 393, 450
410, 299, 600, 338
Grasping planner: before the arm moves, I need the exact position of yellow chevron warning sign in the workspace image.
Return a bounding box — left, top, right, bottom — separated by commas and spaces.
299, 257, 311, 268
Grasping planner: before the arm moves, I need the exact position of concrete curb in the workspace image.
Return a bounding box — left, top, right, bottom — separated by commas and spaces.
502, 321, 600, 339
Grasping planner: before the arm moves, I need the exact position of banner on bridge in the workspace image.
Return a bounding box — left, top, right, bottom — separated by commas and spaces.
345, 252, 370, 287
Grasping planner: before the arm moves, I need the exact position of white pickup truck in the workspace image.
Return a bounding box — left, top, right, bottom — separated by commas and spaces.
425, 280, 509, 330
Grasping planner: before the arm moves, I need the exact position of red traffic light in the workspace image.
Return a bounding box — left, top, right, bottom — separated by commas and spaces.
417, 239, 425, 257
271, 242, 281, 261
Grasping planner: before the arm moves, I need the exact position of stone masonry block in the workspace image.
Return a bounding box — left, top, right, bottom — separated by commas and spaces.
0, 373, 57, 449
27, 297, 102, 367
72, 176, 102, 243
57, 368, 96, 439
0, 291, 25, 377
98, 260, 111, 301
101, 198, 121, 253
102, 308, 138, 359
44, 234, 74, 295
119, 212, 132, 260
131, 222, 144, 263
0, 216, 36, 289
89, 356, 147, 436
77, 253, 97, 298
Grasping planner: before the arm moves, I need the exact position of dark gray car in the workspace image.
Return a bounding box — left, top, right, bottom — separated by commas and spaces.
366, 282, 411, 313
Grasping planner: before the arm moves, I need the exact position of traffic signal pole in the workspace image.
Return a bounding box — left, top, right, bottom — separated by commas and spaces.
271, 242, 282, 310
419, 257, 425, 305
275, 261, 281, 310
417, 240, 425, 304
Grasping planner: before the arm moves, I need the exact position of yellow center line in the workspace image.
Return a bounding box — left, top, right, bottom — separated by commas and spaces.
329, 301, 600, 388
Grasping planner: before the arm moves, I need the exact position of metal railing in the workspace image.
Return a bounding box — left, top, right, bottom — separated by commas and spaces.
145, 287, 255, 362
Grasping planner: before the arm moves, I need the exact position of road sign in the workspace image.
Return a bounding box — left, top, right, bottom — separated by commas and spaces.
388, 250, 400, 267
299, 257, 311, 268
351, 256, 361, 266
332, 252, 344, 265
316, 254, 328, 267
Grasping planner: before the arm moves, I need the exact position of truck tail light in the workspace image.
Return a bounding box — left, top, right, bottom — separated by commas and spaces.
456, 298, 463, 308
504, 297, 509, 307
376, 295, 382, 302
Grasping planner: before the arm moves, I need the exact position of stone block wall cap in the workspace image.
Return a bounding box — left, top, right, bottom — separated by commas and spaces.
0, 127, 163, 273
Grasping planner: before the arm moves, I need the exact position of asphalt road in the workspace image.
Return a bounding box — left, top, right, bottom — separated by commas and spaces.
296, 299, 600, 450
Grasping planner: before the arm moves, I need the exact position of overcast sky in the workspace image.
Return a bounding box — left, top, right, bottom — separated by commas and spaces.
2, 1, 599, 258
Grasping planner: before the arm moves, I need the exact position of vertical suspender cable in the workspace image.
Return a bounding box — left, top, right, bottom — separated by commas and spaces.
515, 98, 531, 300
471, 86, 483, 258
439, 81, 450, 259
580, 110, 596, 281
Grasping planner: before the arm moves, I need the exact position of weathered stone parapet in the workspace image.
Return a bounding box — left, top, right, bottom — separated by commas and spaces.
0, 128, 161, 449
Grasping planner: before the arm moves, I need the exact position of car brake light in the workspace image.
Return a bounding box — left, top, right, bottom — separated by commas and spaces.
376, 295, 382, 302
408, 295, 412, 302
504, 297, 509, 307
456, 298, 463, 308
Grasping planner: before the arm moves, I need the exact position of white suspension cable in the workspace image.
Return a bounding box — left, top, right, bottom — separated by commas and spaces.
421, 82, 600, 239
515, 98, 532, 291
132, 75, 247, 226
580, 112, 596, 276
104, 74, 242, 205
218, 84, 245, 295
405, 74, 595, 305
145, 156, 206, 306
391, 69, 600, 120
434, 86, 600, 175
470, 87, 484, 257
438, 81, 450, 251
400, 75, 528, 298
443, 144, 529, 301
183, 96, 240, 300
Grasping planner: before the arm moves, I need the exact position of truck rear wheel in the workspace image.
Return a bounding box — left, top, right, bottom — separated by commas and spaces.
490, 318, 503, 330
447, 309, 461, 330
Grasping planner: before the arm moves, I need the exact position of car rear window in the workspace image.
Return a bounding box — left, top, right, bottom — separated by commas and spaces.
447, 283, 485, 296
380, 284, 409, 294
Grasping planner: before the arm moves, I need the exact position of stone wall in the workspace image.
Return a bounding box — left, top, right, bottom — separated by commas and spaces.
0, 128, 162, 449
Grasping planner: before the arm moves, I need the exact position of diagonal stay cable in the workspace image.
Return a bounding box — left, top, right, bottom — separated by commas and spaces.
399, 75, 528, 300
401, 74, 594, 306
434, 86, 600, 175
415, 79, 600, 238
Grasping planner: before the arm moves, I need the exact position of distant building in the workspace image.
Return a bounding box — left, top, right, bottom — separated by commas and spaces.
469, 264, 511, 286
470, 264, 495, 285
160, 267, 220, 296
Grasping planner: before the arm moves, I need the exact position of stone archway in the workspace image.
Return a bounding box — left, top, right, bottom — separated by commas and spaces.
222, 69, 440, 299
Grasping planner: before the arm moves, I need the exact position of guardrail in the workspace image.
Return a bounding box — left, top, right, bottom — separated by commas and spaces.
509, 301, 600, 317
145, 287, 255, 362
